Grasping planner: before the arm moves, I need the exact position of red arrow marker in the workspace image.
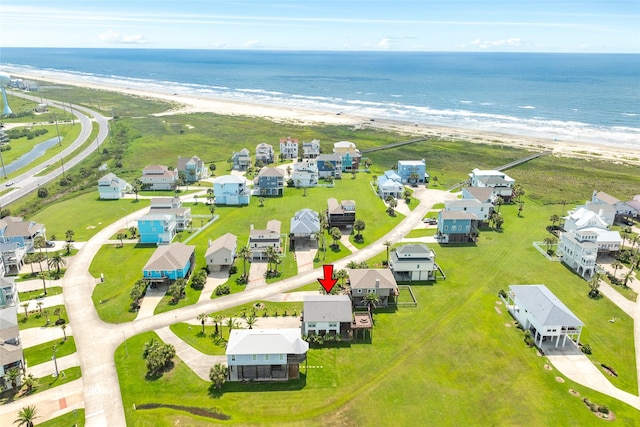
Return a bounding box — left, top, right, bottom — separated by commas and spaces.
318, 264, 338, 293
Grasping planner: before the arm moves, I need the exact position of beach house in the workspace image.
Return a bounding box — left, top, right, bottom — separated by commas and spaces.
0, 216, 46, 254
149, 197, 192, 231
142, 242, 195, 285
332, 141, 361, 172
289, 209, 320, 250
0, 277, 23, 391
591, 190, 638, 219
254, 167, 285, 196
377, 172, 404, 199
97, 173, 131, 199
177, 155, 207, 183
503, 284, 583, 350
389, 243, 440, 281
437, 210, 478, 244
249, 220, 282, 260
226, 328, 308, 382
302, 139, 321, 159
397, 159, 429, 185
348, 269, 399, 308
468, 168, 515, 202
205, 233, 237, 272
326, 198, 356, 229
141, 165, 178, 191
279, 136, 299, 160
231, 148, 251, 171
316, 153, 342, 179
444, 199, 493, 222
255, 143, 275, 165
213, 175, 250, 205
291, 160, 319, 187
137, 213, 176, 245
302, 295, 353, 338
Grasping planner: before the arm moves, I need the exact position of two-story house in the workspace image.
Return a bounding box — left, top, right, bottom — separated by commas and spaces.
437, 210, 478, 244
250, 220, 281, 260
557, 229, 598, 278
138, 213, 176, 245
213, 175, 250, 205
254, 167, 285, 196
149, 197, 192, 231
205, 233, 237, 272
97, 173, 131, 200
291, 160, 319, 187
0, 216, 46, 266
0, 277, 23, 391
333, 141, 361, 172
389, 243, 439, 281
255, 143, 275, 165
468, 168, 515, 202
316, 153, 342, 179
280, 136, 299, 160
302, 295, 353, 338
444, 199, 493, 222
302, 139, 321, 159
141, 165, 178, 191
591, 190, 638, 219
377, 173, 404, 200
327, 198, 356, 229
142, 242, 196, 286
177, 155, 208, 183
348, 268, 399, 307
231, 148, 251, 171
289, 209, 320, 250
397, 159, 429, 185
226, 328, 309, 381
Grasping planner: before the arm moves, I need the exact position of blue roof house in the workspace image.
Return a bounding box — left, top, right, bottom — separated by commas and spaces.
317, 153, 342, 179
142, 242, 196, 285
377, 174, 404, 199
214, 175, 251, 205
397, 160, 428, 185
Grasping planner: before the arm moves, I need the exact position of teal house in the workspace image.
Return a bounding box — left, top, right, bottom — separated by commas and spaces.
143, 242, 196, 285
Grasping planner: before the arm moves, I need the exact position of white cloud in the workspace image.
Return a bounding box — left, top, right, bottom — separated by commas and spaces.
471, 38, 522, 49
243, 40, 261, 48
99, 30, 147, 45
377, 38, 392, 49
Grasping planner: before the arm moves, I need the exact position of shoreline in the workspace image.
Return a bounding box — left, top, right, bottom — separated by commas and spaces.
7, 68, 640, 165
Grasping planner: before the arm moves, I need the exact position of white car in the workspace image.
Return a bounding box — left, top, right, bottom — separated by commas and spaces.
5, 181, 13, 186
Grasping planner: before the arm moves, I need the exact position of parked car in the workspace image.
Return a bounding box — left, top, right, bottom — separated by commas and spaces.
5, 181, 13, 186
422, 218, 437, 225
45, 241, 56, 248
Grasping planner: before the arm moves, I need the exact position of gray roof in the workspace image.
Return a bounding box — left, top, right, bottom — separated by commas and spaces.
446, 199, 490, 209
348, 269, 398, 290
327, 198, 356, 214
0, 217, 44, 238
394, 243, 434, 260
439, 210, 478, 221
303, 295, 352, 323
258, 167, 285, 178
593, 191, 620, 205
226, 328, 309, 355
510, 285, 583, 327
205, 233, 237, 258
215, 175, 245, 184
143, 242, 195, 272
463, 187, 494, 202
290, 209, 320, 234
317, 153, 342, 162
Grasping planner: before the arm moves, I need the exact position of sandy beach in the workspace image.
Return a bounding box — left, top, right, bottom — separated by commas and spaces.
8, 68, 640, 165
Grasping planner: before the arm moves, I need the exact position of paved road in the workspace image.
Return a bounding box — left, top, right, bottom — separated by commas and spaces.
1, 92, 109, 207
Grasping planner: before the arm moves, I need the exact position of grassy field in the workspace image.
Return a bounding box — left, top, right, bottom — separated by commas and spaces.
17, 304, 68, 330
23, 337, 76, 367
18, 286, 63, 301
39, 408, 85, 427
89, 243, 157, 323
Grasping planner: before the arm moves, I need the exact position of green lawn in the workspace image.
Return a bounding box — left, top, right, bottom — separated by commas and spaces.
39, 407, 85, 427
18, 286, 63, 301
0, 367, 82, 406
89, 243, 157, 323
168, 323, 227, 355
23, 337, 76, 367
30, 192, 150, 241
17, 304, 68, 330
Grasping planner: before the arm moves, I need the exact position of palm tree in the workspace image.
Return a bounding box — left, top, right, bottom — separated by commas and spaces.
61, 323, 67, 341
206, 188, 215, 205
209, 204, 216, 219
363, 292, 380, 313
335, 269, 348, 287
494, 196, 504, 213
36, 301, 43, 315
24, 253, 35, 275
588, 272, 602, 298
132, 178, 142, 202
623, 270, 635, 287
383, 240, 391, 266
6, 366, 21, 389
63, 241, 74, 255
48, 253, 66, 273
513, 184, 525, 203
386, 198, 397, 216
116, 232, 125, 247
403, 188, 411, 203
22, 374, 36, 394
224, 317, 237, 340
549, 214, 560, 227
209, 363, 227, 391
65, 229, 75, 243
197, 313, 208, 334
329, 227, 342, 249
21, 302, 29, 318
354, 219, 365, 241
14, 405, 39, 427
53, 307, 62, 322
245, 315, 258, 329
543, 236, 557, 254
237, 245, 250, 278
210, 314, 223, 336
611, 260, 623, 279
38, 272, 47, 295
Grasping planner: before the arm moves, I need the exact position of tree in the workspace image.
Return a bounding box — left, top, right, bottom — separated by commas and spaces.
53, 307, 62, 321
22, 374, 36, 394
61, 323, 67, 341
209, 363, 228, 391
130, 279, 147, 309
363, 158, 372, 171
209, 163, 217, 175
588, 272, 602, 298
354, 219, 365, 242
14, 405, 39, 427
0, 208, 10, 218
494, 196, 504, 213
336, 269, 348, 287
245, 315, 258, 329
409, 172, 420, 184
24, 253, 35, 275
363, 292, 380, 313
210, 314, 223, 336
191, 269, 207, 290
329, 227, 342, 249
197, 313, 208, 334
36, 301, 43, 315
168, 280, 185, 304
494, 214, 505, 230
65, 229, 75, 242
48, 253, 66, 273
549, 214, 560, 228
383, 240, 392, 266
259, 196, 265, 207
238, 245, 251, 278
224, 317, 238, 340
206, 188, 215, 205
132, 178, 142, 202
143, 338, 176, 375
403, 188, 411, 203
6, 366, 21, 389
611, 260, 623, 279
208, 204, 216, 219
386, 198, 397, 216
21, 302, 29, 318
37, 187, 48, 198
286, 165, 292, 177
623, 269, 635, 287
38, 272, 47, 295
513, 184, 525, 203
517, 202, 524, 217
543, 236, 558, 254
64, 241, 74, 255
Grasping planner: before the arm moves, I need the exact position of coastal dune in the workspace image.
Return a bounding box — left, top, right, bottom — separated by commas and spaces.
8, 68, 640, 165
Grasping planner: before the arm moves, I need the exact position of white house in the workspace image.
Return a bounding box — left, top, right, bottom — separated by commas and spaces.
280, 136, 299, 160
468, 168, 515, 201
444, 199, 493, 222
570, 204, 616, 227
205, 233, 237, 272
377, 172, 404, 199
302, 295, 353, 337
503, 284, 583, 350
250, 220, 281, 260
291, 160, 319, 187
591, 190, 638, 218
389, 244, 439, 281
141, 165, 178, 191
302, 139, 320, 159
0, 277, 23, 391
289, 209, 320, 250
226, 328, 308, 381
97, 173, 131, 199
348, 269, 399, 307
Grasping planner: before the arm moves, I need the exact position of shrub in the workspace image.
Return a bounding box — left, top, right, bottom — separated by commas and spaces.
55, 318, 66, 325
215, 284, 230, 296
37, 187, 49, 198
597, 405, 609, 414
581, 344, 592, 355
498, 289, 507, 298
229, 265, 238, 274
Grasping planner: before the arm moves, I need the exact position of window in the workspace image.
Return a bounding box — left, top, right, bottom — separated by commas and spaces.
308, 323, 316, 328
367, 289, 376, 294
231, 355, 236, 361
329, 323, 337, 328
265, 354, 269, 360
252, 355, 257, 361
357, 289, 362, 294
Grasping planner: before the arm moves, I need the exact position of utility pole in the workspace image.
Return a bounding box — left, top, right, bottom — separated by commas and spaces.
52, 345, 59, 377
60, 156, 66, 179
54, 112, 61, 146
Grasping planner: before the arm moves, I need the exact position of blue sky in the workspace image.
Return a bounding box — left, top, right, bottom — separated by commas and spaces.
1, 1, 638, 52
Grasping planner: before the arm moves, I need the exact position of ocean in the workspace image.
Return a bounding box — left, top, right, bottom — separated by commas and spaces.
1, 48, 639, 147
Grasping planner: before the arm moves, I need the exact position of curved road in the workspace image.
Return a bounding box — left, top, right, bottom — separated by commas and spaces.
1, 92, 109, 207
